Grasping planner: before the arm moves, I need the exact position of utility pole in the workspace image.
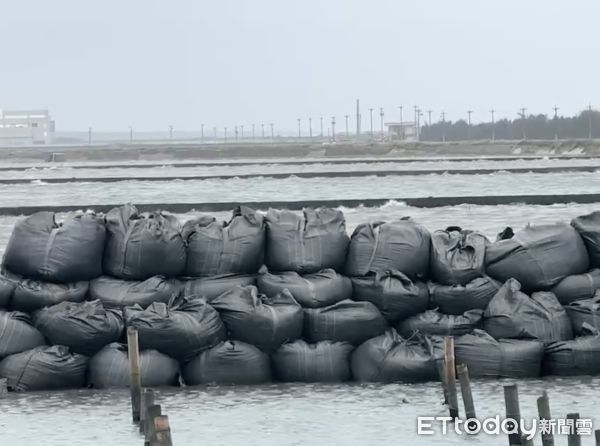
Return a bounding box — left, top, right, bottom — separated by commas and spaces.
398, 105, 403, 124
490, 109, 496, 142
129, 126, 133, 144
356, 99, 361, 137
519, 107, 527, 140
297, 118, 301, 138
309, 117, 313, 139
331, 116, 336, 141
427, 110, 432, 127
467, 110, 473, 140
552, 105, 559, 141
240, 125, 244, 140
379, 108, 384, 139
589, 104, 593, 140
234, 125, 238, 142
261, 123, 265, 139
413, 106, 419, 140
169, 125, 173, 141
270, 123, 274, 140
369, 108, 374, 137
344, 115, 349, 137
224, 126, 228, 142
201, 123, 204, 143
88, 127, 92, 145
320, 116, 324, 138
441, 111, 446, 142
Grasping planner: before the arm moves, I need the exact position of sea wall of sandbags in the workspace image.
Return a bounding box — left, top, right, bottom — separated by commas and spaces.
2, 204, 600, 391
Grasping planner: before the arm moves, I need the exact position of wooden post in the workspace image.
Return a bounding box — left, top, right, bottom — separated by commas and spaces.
150, 415, 174, 446
566, 413, 581, 446
536, 391, 554, 446
456, 364, 476, 419
436, 360, 448, 404
503, 384, 521, 446
443, 337, 459, 419
140, 389, 155, 434
0, 378, 7, 395
127, 327, 142, 423
595, 429, 600, 446
145, 404, 162, 444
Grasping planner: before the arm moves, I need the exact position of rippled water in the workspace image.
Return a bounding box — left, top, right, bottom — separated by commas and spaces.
1, 379, 598, 445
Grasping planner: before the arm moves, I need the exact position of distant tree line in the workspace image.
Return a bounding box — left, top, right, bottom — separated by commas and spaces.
419, 109, 600, 141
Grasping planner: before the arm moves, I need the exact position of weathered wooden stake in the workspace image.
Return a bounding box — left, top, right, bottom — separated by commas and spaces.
127, 327, 142, 423
536, 391, 554, 446
456, 363, 476, 421
145, 404, 162, 444
594, 429, 600, 446
566, 413, 581, 446
140, 389, 155, 434
436, 360, 448, 404
150, 415, 174, 446
0, 378, 7, 395
503, 384, 521, 446
443, 337, 459, 419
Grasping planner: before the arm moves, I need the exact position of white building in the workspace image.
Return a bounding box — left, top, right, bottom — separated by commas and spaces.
0, 109, 55, 145
385, 121, 418, 141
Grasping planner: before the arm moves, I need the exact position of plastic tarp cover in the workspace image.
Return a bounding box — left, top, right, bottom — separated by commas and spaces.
211, 286, 303, 352
33, 300, 123, 356
430, 228, 488, 285
345, 219, 430, 278
181, 274, 256, 303
351, 270, 429, 322
88, 342, 179, 388
565, 295, 600, 335
396, 309, 483, 338
453, 329, 544, 378
543, 325, 600, 376
10, 276, 88, 312
429, 276, 501, 315
571, 211, 600, 267
124, 295, 226, 362
303, 299, 387, 345
483, 278, 573, 342
485, 223, 589, 291
272, 340, 354, 382
551, 269, 600, 305
0, 345, 88, 391
103, 204, 186, 280
265, 208, 349, 274
182, 340, 272, 385
257, 267, 352, 308
183, 206, 265, 277
0, 311, 46, 360
2, 212, 105, 283
89, 275, 180, 309
351, 329, 440, 383
0, 275, 15, 308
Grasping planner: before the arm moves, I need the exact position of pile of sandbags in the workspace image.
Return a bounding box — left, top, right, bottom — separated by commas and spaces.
89, 275, 180, 309
564, 295, 600, 335
543, 325, 600, 376
429, 276, 501, 315
181, 274, 255, 303
396, 309, 483, 338
0, 311, 46, 359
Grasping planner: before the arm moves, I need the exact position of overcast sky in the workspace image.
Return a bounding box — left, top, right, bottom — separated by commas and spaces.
1, 0, 598, 132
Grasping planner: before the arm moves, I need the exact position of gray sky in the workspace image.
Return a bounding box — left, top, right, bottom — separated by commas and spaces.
1, 0, 598, 132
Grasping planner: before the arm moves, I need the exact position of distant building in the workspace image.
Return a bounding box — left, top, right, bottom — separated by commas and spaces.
385, 121, 418, 141
0, 109, 55, 145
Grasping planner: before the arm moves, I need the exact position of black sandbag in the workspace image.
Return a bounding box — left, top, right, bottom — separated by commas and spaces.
430, 276, 501, 315
551, 269, 600, 305
0, 345, 87, 391
257, 267, 351, 308
430, 227, 489, 285
272, 340, 354, 382
2, 212, 105, 283
211, 286, 303, 352
103, 204, 186, 280
33, 300, 123, 356
124, 295, 226, 362
483, 278, 573, 342
351, 270, 429, 322
571, 211, 600, 267
485, 223, 589, 291
351, 329, 439, 383
88, 342, 179, 388
0, 275, 15, 308
396, 309, 482, 338
0, 311, 46, 359
10, 277, 88, 312
183, 207, 265, 277
345, 219, 430, 278
88, 275, 180, 309
543, 325, 600, 376
182, 340, 271, 385
265, 208, 349, 274
181, 274, 256, 303
453, 329, 543, 378
565, 295, 600, 335
303, 299, 387, 345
